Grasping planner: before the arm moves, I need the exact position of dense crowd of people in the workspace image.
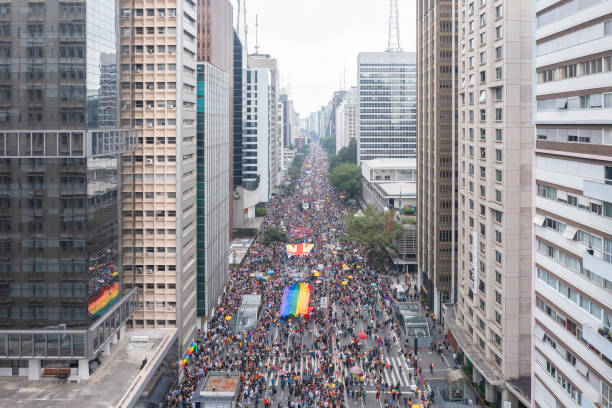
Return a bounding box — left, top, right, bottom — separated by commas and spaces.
163, 144, 435, 407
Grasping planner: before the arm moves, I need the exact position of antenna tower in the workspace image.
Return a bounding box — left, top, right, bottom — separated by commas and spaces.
387, 0, 402, 51
255, 14, 260, 55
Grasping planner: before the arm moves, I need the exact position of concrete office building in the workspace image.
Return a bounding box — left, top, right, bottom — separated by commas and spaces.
417, 0, 458, 319
444, 1, 533, 406
0, 0, 141, 380
335, 87, 358, 154
119, 0, 198, 353
357, 51, 417, 165
196, 63, 230, 324
532, 1, 612, 407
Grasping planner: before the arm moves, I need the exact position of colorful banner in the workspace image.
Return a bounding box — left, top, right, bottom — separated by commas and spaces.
286, 243, 314, 256
88, 281, 119, 316
279, 283, 313, 318
290, 226, 313, 237
180, 342, 198, 367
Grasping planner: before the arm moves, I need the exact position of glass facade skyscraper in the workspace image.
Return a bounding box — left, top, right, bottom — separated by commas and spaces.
0, 0, 135, 331
357, 51, 417, 165
196, 63, 230, 319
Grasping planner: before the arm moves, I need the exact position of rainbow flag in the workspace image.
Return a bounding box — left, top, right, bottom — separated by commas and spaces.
88, 282, 120, 316
279, 283, 313, 318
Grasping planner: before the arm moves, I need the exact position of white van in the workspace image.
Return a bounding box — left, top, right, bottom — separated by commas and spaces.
395, 287, 407, 301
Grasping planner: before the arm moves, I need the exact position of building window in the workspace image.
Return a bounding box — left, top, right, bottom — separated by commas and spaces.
495, 108, 502, 121
495, 67, 502, 79
495, 128, 502, 141
496, 25, 502, 39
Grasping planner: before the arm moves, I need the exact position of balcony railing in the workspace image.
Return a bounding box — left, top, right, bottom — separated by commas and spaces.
0, 288, 140, 360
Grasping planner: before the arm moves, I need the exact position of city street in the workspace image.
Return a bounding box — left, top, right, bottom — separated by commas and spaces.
165, 144, 447, 407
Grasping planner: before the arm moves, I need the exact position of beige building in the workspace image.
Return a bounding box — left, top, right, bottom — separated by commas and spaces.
335, 87, 358, 154
417, 0, 458, 317
532, 1, 612, 407
119, 0, 198, 353
444, 0, 533, 406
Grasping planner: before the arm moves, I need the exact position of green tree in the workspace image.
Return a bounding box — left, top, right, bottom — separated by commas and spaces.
343, 205, 403, 265
329, 162, 362, 198
321, 135, 336, 156
329, 138, 357, 173
338, 138, 357, 164
261, 228, 288, 245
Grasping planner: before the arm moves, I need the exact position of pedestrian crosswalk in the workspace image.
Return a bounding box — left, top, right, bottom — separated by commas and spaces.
340, 356, 417, 389
262, 355, 324, 386
260, 354, 418, 389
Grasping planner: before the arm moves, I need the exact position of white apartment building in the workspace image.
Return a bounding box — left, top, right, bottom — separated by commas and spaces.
533, 1, 612, 407
357, 51, 417, 165
119, 0, 198, 353
249, 55, 282, 193
244, 67, 275, 204
335, 87, 358, 154
446, 0, 533, 406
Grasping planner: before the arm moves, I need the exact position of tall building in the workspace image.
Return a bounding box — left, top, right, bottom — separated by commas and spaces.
248, 54, 282, 195
280, 93, 295, 150
335, 86, 358, 154
196, 63, 230, 323
0, 0, 138, 379
532, 2, 612, 407
444, 0, 533, 406
197, 0, 234, 240
243, 66, 277, 204
196, 0, 233, 326
416, 0, 458, 319
357, 51, 417, 165
119, 0, 198, 353
233, 30, 245, 189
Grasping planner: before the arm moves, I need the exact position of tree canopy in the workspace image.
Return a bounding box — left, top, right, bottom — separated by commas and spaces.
329, 162, 362, 199
343, 205, 403, 266
329, 138, 357, 172
320, 135, 336, 156
261, 228, 288, 245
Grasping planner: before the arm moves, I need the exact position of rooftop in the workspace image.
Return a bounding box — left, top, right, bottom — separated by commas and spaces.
362, 158, 417, 170
193, 372, 241, 402
0, 329, 176, 408
202, 374, 240, 393
375, 182, 416, 197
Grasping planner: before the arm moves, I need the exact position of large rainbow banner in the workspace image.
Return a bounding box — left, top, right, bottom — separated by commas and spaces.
279, 283, 313, 318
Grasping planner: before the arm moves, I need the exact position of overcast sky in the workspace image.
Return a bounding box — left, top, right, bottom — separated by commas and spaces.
233, 0, 416, 117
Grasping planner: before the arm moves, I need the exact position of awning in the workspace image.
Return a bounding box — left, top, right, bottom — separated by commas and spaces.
446, 369, 467, 384
533, 214, 545, 226
563, 225, 577, 240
